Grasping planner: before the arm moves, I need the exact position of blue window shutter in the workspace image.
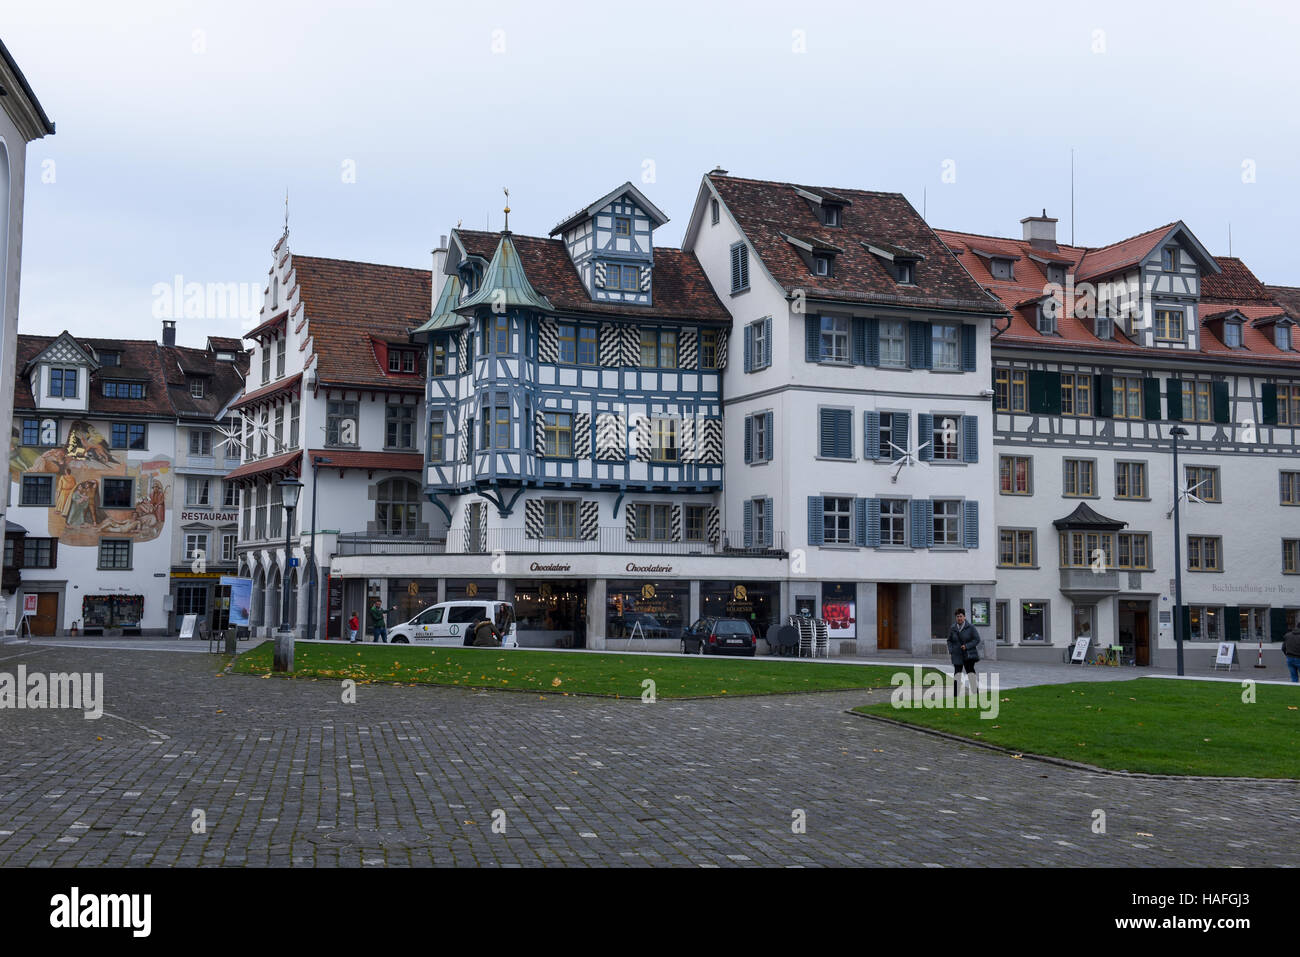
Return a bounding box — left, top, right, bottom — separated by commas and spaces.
744, 415, 753, 464
851, 318, 867, 365
909, 321, 931, 369
866, 498, 881, 547
865, 317, 879, 366
807, 496, 824, 546
762, 316, 772, 368
960, 324, 977, 372
836, 409, 852, 458
763, 498, 774, 546
763, 411, 774, 461
854, 498, 867, 546
806, 315, 820, 363
865, 411, 880, 460
819, 409, 833, 457
917, 413, 934, 461
911, 499, 933, 548
743, 324, 754, 373
893, 413, 909, 461
963, 500, 979, 549
961, 414, 979, 463
743, 500, 754, 547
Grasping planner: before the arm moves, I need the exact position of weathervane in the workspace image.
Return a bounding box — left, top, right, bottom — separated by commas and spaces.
284, 188, 289, 233
503, 187, 510, 231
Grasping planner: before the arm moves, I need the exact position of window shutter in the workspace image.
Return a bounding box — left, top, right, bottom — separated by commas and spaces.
762, 498, 774, 547
865, 411, 880, 461
763, 412, 774, 462
1028, 370, 1062, 414
960, 324, 977, 372
805, 315, 820, 363
837, 409, 852, 458
1261, 383, 1279, 425
909, 321, 931, 369
917, 413, 934, 461
854, 498, 867, 546
893, 413, 909, 461
806, 496, 824, 546
743, 324, 754, 373
1270, 607, 1288, 641
1165, 378, 1183, 421
1094, 374, 1114, 418
744, 415, 753, 464
670, 505, 682, 543
911, 499, 933, 548
866, 498, 881, 547
852, 318, 867, 365
743, 500, 754, 548
962, 500, 979, 549
865, 317, 879, 366
1224, 606, 1241, 642
762, 316, 772, 368
961, 415, 979, 463
524, 500, 543, 539
625, 503, 637, 541
1142, 378, 1162, 421
1212, 381, 1230, 424
819, 409, 834, 457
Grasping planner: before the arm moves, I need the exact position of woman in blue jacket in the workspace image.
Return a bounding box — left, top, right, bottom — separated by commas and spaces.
946, 608, 982, 693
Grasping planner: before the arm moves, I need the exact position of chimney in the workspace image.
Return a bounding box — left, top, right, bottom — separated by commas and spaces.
162, 319, 176, 347
1020, 209, 1058, 250
431, 234, 449, 309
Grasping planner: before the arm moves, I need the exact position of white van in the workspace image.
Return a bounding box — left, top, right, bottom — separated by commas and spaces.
388, 600, 518, 647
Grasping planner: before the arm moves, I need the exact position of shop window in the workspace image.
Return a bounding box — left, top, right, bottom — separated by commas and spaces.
606, 580, 689, 639
1020, 600, 1048, 643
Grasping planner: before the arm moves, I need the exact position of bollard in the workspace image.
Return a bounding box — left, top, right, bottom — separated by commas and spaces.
273, 630, 295, 672
225, 627, 238, 656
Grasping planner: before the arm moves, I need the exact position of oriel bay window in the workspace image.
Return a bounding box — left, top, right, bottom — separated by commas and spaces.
1060, 531, 1115, 569
429, 413, 446, 462
544, 412, 573, 457
652, 419, 680, 463
481, 393, 510, 449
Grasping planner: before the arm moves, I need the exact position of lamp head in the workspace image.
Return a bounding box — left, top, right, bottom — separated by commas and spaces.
278, 477, 305, 510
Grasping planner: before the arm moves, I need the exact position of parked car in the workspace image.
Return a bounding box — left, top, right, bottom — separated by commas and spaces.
680, 617, 757, 656
388, 601, 518, 647
607, 612, 672, 639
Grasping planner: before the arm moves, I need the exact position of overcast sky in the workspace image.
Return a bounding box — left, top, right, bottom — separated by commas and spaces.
6, 0, 1299, 347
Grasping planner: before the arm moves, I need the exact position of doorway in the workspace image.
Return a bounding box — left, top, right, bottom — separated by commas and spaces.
1119, 601, 1151, 666
877, 583, 898, 649
30, 592, 59, 636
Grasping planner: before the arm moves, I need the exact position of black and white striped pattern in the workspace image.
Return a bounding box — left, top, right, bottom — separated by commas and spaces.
457, 330, 468, 374
572, 412, 591, 458
596, 413, 625, 461
619, 325, 639, 367
580, 501, 599, 540
594, 261, 607, 288
524, 500, 544, 538
459, 421, 469, 463
639, 267, 651, 292
678, 328, 698, 370
670, 504, 681, 542
714, 330, 728, 370
598, 325, 621, 367
698, 419, 723, 464
538, 319, 559, 364
624, 503, 637, 541
678, 417, 696, 462
534, 410, 546, 455
706, 505, 721, 544
634, 415, 653, 462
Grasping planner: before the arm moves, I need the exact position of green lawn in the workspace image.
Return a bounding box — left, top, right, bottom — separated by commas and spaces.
856, 678, 1300, 778
231, 641, 918, 699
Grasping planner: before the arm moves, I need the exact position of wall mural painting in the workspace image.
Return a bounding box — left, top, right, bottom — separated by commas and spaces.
9, 419, 172, 547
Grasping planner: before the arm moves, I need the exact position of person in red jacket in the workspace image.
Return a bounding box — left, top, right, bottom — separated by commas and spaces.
348, 612, 360, 643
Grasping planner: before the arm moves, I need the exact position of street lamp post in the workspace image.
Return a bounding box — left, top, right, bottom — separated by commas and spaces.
274, 476, 304, 673
305, 456, 331, 642
1170, 426, 1189, 677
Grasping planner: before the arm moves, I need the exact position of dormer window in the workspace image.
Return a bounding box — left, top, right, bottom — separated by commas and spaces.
614, 216, 631, 237
1046, 264, 1067, 286
49, 368, 78, 398
1161, 247, 1179, 271
1036, 304, 1057, 335
1279, 325, 1293, 351
103, 380, 145, 399
1096, 315, 1113, 340
607, 263, 640, 292
1224, 322, 1243, 349
388, 348, 418, 373
990, 258, 1015, 281
190, 379, 205, 399
822, 205, 842, 227
99, 351, 121, 367
813, 255, 831, 277
896, 261, 915, 285
216, 350, 235, 362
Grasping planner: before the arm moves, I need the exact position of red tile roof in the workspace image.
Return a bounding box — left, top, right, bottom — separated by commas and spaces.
707, 173, 1004, 315
307, 449, 422, 472
1074, 224, 1176, 282
1202, 257, 1273, 305
453, 230, 729, 322
1266, 284, 1300, 319
230, 372, 302, 411
244, 309, 288, 342
224, 449, 302, 483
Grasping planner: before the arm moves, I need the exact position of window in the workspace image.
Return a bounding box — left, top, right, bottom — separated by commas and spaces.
221, 533, 237, 563
879, 320, 906, 368
990, 259, 1014, 280
685, 505, 707, 542
1161, 247, 1178, 272
1155, 308, 1185, 341
1185, 466, 1220, 503
1187, 536, 1222, 571
614, 216, 631, 236
998, 529, 1035, 567
877, 411, 903, 460
269, 484, 283, 538
1063, 459, 1096, 497
386, 403, 416, 449
110, 423, 147, 450
994, 368, 1028, 412
255, 484, 268, 539
432, 338, 448, 376
1180, 380, 1212, 423
388, 349, 417, 373
275, 336, 286, 377
1115, 461, 1147, 499
289, 401, 300, 448
751, 412, 771, 462
223, 482, 237, 508
98, 539, 131, 570
1116, 533, 1151, 570
701, 329, 720, 370
102, 478, 135, 509
49, 368, 78, 398
430, 413, 446, 462
1095, 314, 1114, 341
184, 533, 208, 563
21, 419, 40, 446
1047, 264, 1067, 286
1224, 322, 1242, 348
634, 503, 671, 541
1036, 304, 1056, 335
822, 496, 852, 545
544, 412, 573, 457
99, 351, 120, 367
931, 414, 961, 461
22, 538, 55, 568
1059, 531, 1115, 569
102, 380, 145, 399
1111, 376, 1143, 419
730, 242, 749, 293
1284, 540, 1299, 574
896, 261, 914, 284
880, 499, 907, 545
639, 329, 677, 369
272, 407, 284, 453
820, 316, 849, 362
822, 205, 841, 227
652, 419, 679, 463
261, 345, 270, 383
3, 539, 12, 568
751, 498, 770, 547
1279, 325, 1294, 351
189, 429, 212, 456
190, 379, 205, 398
560, 324, 597, 366
185, 478, 211, 507
1021, 600, 1048, 642
375, 478, 421, 536
932, 323, 960, 370
607, 263, 640, 292
544, 500, 578, 539
999, 455, 1031, 495
818, 408, 852, 459
1279, 384, 1300, 425
813, 255, 830, 277
1188, 605, 1222, 642
1282, 472, 1300, 506
932, 499, 961, 546
492, 317, 509, 353
480, 393, 510, 450
710, 198, 720, 225
1238, 607, 1268, 641
1061, 373, 1091, 417
326, 400, 359, 447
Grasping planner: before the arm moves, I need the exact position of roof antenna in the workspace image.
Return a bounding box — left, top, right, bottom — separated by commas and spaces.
1228, 222, 1232, 257
503, 187, 510, 232
283, 188, 290, 235
1070, 149, 1075, 246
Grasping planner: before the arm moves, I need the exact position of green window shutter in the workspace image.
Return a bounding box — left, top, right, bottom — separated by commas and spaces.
1029, 371, 1062, 414
1166, 378, 1184, 421
1028, 370, 1047, 413
1094, 374, 1114, 418
1142, 378, 1162, 421
1212, 381, 1230, 424
1224, 607, 1241, 642
1261, 384, 1279, 425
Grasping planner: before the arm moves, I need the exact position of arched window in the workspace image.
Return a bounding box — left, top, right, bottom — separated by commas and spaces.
375, 478, 421, 537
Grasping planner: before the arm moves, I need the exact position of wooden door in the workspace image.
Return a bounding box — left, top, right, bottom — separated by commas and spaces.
31, 593, 59, 636
1134, 609, 1150, 666
877, 584, 897, 649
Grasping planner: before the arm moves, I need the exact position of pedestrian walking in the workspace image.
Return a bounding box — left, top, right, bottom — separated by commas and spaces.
946, 607, 981, 693
472, 616, 501, 647
1283, 623, 1300, 683
369, 599, 388, 643
347, 611, 360, 643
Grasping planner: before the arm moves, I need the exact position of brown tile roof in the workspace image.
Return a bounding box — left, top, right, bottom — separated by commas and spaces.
1073, 224, 1175, 282
707, 173, 1004, 315
230, 372, 302, 411
206, 336, 245, 352
307, 449, 422, 472
454, 229, 729, 322
1202, 257, 1273, 304
224, 449, 302, 483
290, 255, 431, 390
244, 309, 287, 342
1266, 284, 1300, 319
162, 344, 247, 419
